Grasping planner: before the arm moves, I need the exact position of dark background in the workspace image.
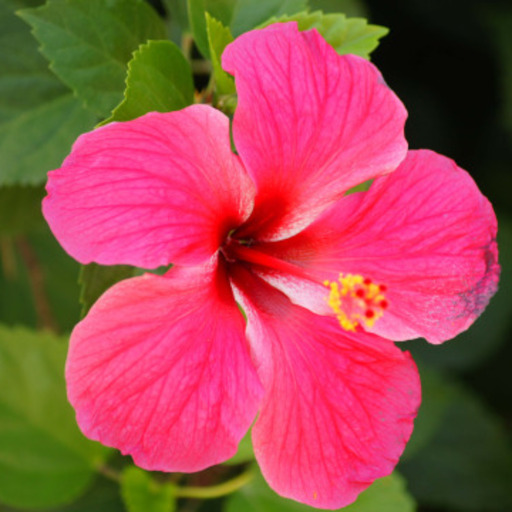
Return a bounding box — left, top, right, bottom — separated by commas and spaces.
365, 1, 512, 510
366, 0, 512, 419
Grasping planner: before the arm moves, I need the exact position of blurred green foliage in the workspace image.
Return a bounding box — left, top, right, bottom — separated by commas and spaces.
0, 326, 111, 509
19, 0, 168, 118
0, 2, 96, 186
226, 471, 415, 512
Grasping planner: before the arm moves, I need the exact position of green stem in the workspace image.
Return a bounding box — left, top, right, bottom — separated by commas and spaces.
174, 469, 254, 499
96, 463, 121, 482
181, 33, 193, 61
16, 236, 58, 332
0, 236, 16, 280
96, 463, 253, 500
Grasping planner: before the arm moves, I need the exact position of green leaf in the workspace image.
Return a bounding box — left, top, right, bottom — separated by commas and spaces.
399, 373, 512, 511
165, 0, 189, 29
260, 10, 389, 59
30, 228, 83, 331
79, 263, 136, 316
345, 179, 373, 195
0, 94, 96, 185
0, 229, 82, 332
401, 367, 456, 461
121, 466, 176, 512
163, 0, 189, 44
0, 325, 111, 509
206, 14, 236, 95
225, 469, 415, 511
230, 0, 307, 37
188, 0, 307, 54
7, 0, 47, 7
0, 238, 38, 328
19, 0, 167, 118
0, 186, 45, 235
107, 40, 194, 123
309, 0, 367, 17
1, 476, 126, 512
0, 2, 95, 185
342, 474, 415, 512
187, 0, 235, 58
41, 476, 126, 512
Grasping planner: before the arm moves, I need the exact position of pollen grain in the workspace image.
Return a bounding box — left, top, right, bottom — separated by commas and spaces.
324, 273, 388, 332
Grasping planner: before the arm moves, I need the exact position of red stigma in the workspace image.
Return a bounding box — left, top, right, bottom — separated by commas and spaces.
326, 273, 389, 331
379, 284, 387, 292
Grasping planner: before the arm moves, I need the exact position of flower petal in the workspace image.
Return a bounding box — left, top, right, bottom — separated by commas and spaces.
231, 268, 420, 509
262, 150, 499, 343
43, 105, 254, 268
222, 22, 407, 240
66, 262, 263, 472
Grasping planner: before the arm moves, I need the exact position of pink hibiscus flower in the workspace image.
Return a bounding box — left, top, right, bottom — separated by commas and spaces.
43, 23, 499, 509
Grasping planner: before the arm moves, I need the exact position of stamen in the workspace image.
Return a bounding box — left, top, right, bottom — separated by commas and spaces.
324, 273, 389, 332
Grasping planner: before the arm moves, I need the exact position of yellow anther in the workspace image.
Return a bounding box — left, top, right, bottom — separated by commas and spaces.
324, 273, 388, 332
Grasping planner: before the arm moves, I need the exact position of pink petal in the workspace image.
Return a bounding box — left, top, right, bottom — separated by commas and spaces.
262, 150, 499, 344
222, 22, 407, 240
250, 192, 367, 316
231, 268, 420, 509
66, 261, 263, 472
43, 105, 255, 267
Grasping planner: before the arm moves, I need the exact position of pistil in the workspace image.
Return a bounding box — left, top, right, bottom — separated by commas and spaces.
324, 273, 388, 331
223, 238, 313, 281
